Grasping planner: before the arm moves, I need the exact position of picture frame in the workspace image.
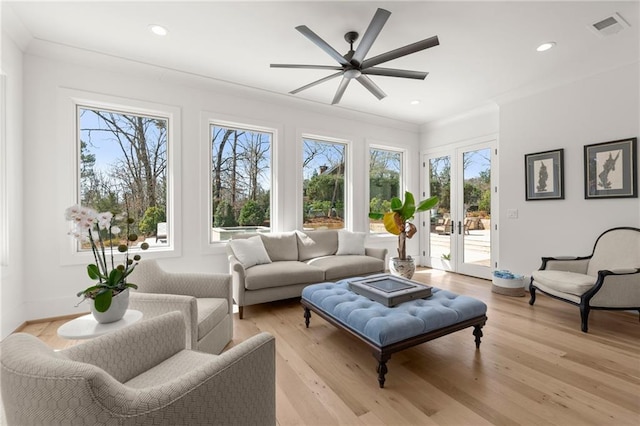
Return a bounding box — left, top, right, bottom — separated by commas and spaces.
584, 138, 637, 199
525, 149, 564, 200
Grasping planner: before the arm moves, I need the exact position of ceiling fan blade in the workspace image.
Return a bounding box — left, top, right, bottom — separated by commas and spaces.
289, 71, 344, 95
351, 8, 391, 66
331, 77, 351, 105
361, 35, 440, 69
296, 25, 350, 66
355, 75, 387, 100
271, 64, 343, 71
362, 67, 428, 80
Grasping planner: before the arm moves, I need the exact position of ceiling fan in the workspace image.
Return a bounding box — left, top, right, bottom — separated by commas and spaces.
271, 8, 439, 105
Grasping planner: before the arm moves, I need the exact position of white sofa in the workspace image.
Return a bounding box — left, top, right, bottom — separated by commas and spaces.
228, 230, 387, 318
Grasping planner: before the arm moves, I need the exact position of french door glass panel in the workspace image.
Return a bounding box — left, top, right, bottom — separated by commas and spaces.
428, 155, 452, 271
459, 147, 492, 275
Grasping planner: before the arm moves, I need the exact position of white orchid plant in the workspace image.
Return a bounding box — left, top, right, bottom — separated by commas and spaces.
65, 205, 148, 312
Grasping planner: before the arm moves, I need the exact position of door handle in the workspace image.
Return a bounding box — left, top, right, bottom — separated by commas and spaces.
458, 221, 462, 235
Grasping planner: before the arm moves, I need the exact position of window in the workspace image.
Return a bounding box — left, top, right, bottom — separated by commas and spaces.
210, 123, 272, 242
369, 147, 403, 233
302, 137, 347, 230
78, 106, 169, 249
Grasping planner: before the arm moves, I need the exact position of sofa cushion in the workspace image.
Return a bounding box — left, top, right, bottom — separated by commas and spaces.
296, 230, 338, 261
260, 232, 299, 261
228, 236, 272, 268
196, 298, 229, 340
306, 255, 385, 281
531, 270, 597, 296
244, 261, 325, 290
336, 230, 366, 255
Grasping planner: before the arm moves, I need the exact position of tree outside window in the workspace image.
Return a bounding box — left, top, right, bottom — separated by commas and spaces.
78, 107, 168, 248
210, 124, 271, 241
369, 148, 402, 233
302, 138, 346, 230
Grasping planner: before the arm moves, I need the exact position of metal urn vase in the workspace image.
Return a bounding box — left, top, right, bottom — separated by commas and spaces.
389, 257, 416, 279
90, 288, 130, 324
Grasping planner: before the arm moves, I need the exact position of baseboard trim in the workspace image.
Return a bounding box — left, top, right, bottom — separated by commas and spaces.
15, 312, 88, 332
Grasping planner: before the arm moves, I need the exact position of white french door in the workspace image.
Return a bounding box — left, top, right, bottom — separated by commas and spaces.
423, 141, 496, 279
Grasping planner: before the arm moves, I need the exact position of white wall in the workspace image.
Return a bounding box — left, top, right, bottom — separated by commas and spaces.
13, 42, 420, 326
0, 34, 25, 337
420, 104, 499, 150
499, 62, 640, 276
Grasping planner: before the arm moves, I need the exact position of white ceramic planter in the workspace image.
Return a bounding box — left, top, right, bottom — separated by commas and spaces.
90, 288, 130, 324
389, 257, 416, 279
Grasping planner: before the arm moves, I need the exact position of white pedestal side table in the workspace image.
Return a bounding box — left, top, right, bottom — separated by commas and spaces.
57, 309, 143, 339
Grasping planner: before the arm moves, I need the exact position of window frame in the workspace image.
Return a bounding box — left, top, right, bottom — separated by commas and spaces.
58, 89, 182, 265
367, 142, 406, 235
300, 133, 352, 231
202, 112, 280, 250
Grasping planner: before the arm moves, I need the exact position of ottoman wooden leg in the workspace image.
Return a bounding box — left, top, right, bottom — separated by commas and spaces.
304, 307, 311, 328
375, 354, 391, 388
473, 324, 484, 348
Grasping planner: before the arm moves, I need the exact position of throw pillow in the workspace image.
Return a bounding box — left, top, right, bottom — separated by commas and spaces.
336, 230, 366, 255
229, 236, 272, 268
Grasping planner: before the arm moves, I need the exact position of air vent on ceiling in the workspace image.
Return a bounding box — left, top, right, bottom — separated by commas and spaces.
589, 12, 630, 37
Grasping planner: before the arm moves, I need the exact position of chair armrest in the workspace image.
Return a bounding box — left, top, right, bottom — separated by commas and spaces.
365, 247, 387, 261
129, 292, 198, 349
607, 267, 640, 274
540, 256, 590, 274
588, 269, 640, 307
229, 254, 247, 306
62, 312, 186, 383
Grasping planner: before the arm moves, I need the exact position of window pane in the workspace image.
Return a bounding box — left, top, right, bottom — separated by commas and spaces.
210, 125, 272, 241
302, 138, 346, 230
369, 148, 402, 233
78, 107, 168, 249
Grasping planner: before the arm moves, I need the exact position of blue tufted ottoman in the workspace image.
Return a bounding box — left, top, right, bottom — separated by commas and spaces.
301, 278, 488, 388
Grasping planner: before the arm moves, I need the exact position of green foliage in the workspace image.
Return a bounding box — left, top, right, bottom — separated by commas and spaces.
139, 206, 166, 236
306, 174, 343, 202
369, 197, 391, 215
238, 200, 265, 226
464, 183, 483, 207
369, 174, 400, 202
214, 200, 237, 227
478, 190, 491, 214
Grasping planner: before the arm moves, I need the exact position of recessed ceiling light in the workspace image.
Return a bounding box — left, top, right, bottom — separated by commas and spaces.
149, 24, 168, 36
410, 100, 420, 105
536, 42, 556, 52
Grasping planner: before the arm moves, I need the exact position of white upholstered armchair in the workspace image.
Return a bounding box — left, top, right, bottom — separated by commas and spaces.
1, 312, 276, 425
529, 227, 640, 332
128, 260, 233, 354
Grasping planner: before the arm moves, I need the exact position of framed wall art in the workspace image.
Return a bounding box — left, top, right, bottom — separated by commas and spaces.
525, 149, 564, 200
584, 137, 637, 199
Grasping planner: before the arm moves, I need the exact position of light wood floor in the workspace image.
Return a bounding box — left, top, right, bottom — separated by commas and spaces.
19, 269, 640, 425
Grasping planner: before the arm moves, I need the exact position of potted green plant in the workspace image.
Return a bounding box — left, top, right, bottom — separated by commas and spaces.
65, 205, 149, 323
369, 191, 438, 278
